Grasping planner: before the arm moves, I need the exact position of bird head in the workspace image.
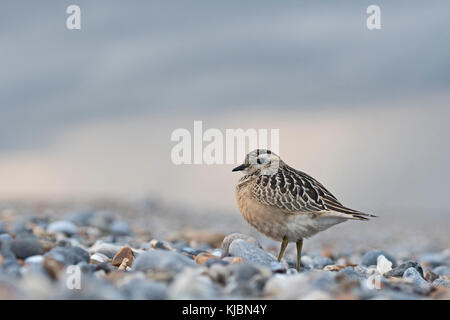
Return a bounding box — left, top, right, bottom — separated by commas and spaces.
232, 149, 282, 176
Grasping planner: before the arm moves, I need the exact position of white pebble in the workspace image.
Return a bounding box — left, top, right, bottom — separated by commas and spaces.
377, 255, 393, 275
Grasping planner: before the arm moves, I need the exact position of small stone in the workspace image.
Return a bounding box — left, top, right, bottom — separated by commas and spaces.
323, 264, 345, 272
67, 211, 94, 226
90, 253, 110, 264
119, 277, 167, 300
418, 253, 446, 268
231, 257, 244, 264
47, 220, 78, 236
433, 266, 450, 276
118, 258, 129, 271
222, 233, 261, 255
385, 261, 424, 278
313, 256, 335, 269
228, 239, 278, 268
360, 250, 397, 268
133, 250, 196, 273
432, 278, 450, 288
88, 241, 123, 259
403, 267, 428, 287
112, 246, 134, 267
149, 239, 173, 251
24, 255, 44, 266
167, 228, 225, 248
0, 222, 8, 234
10, 239, 44, 259
424, 269, 439, 283
109, 220, 132, 236
44, 246, 90, 266
205, 258, 229, 268
0, 233, 13, 250
43, 256, 65, 280
376, 255, 393, 275
168, 268, 219, 299
194, 252, 217, 265
178, 247, 205, 257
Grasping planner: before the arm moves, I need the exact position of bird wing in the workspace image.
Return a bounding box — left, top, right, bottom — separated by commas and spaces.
252, 165, 375, 220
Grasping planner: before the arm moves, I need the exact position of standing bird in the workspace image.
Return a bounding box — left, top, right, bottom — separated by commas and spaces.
232, 149, 375, 271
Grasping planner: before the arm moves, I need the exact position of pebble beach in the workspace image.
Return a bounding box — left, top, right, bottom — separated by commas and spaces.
0, 199, 449, 300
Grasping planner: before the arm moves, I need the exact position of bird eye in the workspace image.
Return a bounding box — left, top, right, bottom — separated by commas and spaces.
257, 158, 262, 164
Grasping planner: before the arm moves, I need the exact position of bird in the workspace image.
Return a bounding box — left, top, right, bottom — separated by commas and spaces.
232, 149, 376, 271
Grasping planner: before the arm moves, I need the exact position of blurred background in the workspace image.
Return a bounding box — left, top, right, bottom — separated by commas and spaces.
0, 1, 449, 247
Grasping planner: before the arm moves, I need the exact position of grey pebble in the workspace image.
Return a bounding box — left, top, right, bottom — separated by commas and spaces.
432, 266, 450, 276
418, 253, 447, 268
88, 241, 123, 259
120, 277, 167, 300
313, 256, 335, 269
0, 233, 14, 250
67, 211, 94, 226
385, 261, 424, 278
403, 267, 428, 287
10, 239, 44, 259
228, 239, 278, 268
222, 233, 261, 255
360, 250, 397, 267
133, 250, 196, 273
109, 220, 132, 236
47, 220, 78, 236
432, 278, 450, 288
0, 222, 8, 234
45, 246, 90, 266
24, 255, 44, 266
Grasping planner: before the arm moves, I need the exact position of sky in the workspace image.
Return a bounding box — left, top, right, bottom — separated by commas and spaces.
0, 1, 450, 216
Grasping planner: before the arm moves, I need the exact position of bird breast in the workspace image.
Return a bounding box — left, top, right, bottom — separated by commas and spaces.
235, 177, 344, 242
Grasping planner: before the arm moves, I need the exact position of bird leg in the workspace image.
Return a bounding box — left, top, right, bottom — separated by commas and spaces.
296, 239, 303, 272
277, 236, 288, 262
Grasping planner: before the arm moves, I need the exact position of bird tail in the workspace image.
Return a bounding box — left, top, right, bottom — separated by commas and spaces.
323, 199, 377, 220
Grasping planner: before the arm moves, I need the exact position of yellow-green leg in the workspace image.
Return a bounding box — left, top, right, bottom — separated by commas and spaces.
277, 236, 288, 262
296, 239, 303, 272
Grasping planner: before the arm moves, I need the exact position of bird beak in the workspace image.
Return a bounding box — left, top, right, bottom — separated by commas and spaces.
232, 163, 249, 172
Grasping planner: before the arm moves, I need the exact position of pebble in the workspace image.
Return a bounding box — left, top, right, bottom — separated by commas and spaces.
149, 239, 173, 251
119, 277, 167, 300
403, 267, 429, 288
133, 250, 196, 273
433, 266, 450, 276
313, 256, 335, 269
228, 239, 278, 268
67, 211, 94, 226
376, 255, 393, 275
168, 268, 219, 299
424, 270, 439, 283
432, 279, 450, 288
0, 222, 8, 234
0, 233, 13, 250
112, 247, 134, 267
88, 241, 123, 259
385, 261, 424, 278
222, 233, 261, 255
360, 250, 397, 268
109, 220, 132, 236
24, 255, 44, 267
90, 253, 110, 264
167, 228, 225, 248
10, 239, 44, 259
418, 253, 447, 268
44, 246, 90, 266
47, 220, 78, 236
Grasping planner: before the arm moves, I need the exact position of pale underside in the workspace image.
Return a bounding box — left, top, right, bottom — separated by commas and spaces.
235, 164, 373, 242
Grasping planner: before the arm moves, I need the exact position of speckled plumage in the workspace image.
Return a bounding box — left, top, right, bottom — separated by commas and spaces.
233, 149, 375, 243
